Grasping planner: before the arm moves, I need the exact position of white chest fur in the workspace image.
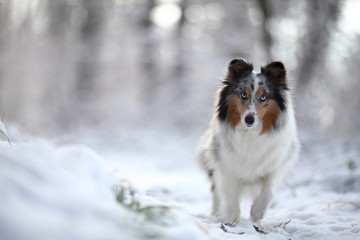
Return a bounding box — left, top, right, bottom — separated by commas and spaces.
216, 114, 298, 183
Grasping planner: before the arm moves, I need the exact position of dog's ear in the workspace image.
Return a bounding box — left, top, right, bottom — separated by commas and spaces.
261, 61, 287, 87
226, 58, 253, 80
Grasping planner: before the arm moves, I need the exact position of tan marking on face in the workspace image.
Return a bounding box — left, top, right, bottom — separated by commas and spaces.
256, 88, 265, 99
256, 99, 279, 134
227, 95, 247, 129
244, 88, 251, 98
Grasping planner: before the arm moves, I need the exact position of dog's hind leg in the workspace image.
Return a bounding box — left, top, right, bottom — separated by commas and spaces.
211, 183, 220, 216
208, 169, 220, 216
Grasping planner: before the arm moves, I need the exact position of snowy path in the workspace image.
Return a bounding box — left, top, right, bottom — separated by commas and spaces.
0, 129, 359, 240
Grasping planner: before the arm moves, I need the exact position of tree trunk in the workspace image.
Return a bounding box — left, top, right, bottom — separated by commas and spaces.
257, 0, 274, 61
75, 0, 107, 100
297, 0, 343, 88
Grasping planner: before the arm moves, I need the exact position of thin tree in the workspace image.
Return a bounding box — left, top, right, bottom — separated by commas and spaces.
257, 0, 274, 61
297, 0, 343, 88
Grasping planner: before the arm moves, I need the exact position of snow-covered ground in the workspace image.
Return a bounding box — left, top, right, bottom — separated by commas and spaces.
0, 125, 359, 240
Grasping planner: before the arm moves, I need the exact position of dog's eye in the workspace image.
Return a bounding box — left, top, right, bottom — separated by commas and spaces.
260, 95, 267, 102
241, 92, 248, 100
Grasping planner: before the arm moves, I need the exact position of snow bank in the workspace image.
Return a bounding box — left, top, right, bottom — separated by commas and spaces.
0, 140, 128, 240
0, 140, 207, 240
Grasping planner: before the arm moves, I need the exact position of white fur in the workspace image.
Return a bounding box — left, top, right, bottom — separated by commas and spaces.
198, 87, 300, 224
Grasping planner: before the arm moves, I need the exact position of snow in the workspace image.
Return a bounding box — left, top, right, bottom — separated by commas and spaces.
0, 125, 359, 240
0, 121, 11, 145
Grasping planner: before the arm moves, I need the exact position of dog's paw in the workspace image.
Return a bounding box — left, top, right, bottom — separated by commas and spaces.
250, 205, 265, 222
216, 216, 240, 226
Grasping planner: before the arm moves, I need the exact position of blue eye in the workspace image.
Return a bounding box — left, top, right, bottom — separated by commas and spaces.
241, 92, 248, 99
260, 95, 267, 101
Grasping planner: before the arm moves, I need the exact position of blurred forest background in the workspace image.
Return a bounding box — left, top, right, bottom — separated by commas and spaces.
0, 0, 359, 145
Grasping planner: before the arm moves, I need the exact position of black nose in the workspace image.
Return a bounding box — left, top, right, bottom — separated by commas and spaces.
245, 114, 255, 126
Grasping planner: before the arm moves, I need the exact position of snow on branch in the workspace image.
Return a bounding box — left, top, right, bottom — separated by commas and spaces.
0, 114, 11, 145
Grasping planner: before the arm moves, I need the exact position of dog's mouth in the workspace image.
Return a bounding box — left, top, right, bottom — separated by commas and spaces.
245, 123, 255, 128
241, 120, 258, 130
237, 122, 259, 132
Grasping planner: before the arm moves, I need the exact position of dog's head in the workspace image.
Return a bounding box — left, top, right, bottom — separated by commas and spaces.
217, 58, 289, 134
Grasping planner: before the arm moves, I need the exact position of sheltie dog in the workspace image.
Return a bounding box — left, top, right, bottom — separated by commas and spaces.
198, 58, 299, 224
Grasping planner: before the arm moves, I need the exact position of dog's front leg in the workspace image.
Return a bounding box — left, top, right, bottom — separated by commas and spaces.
250, 175, 273, 222
217, 172, 241, 225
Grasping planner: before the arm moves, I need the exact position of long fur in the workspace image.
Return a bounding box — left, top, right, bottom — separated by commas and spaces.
197, 58, 300, 224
